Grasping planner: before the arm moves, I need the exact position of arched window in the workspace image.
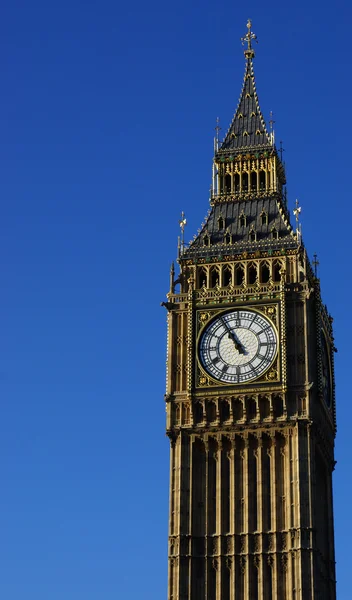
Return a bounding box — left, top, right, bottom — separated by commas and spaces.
223, 266, 232, 287
224, 232, 232, 245
260, 262, 270, 283
249, 229, 256, 242
218, 216, 225, 230
271, 227, 278, 240
183, 403, 190, 424
207, 401, 217, 423
221, 400, 230, 422
233, 399, 243, 422
251, 171, 257, 191
242, 172, 248, 192
197, 267, 207, 288
234, 173, 240, 192
224, 174, 231, 193
259, 171, 266, 190
203, 234, 210, 247
210, 267, 219, 288
246, 396, 257, 421
248, 263, 257, 284
259, 396, 271, 420
194, 402, 203, 424
273, 262, 281, 282
235, 264, 244, 286
273, 395, 284, 418
261, 211, 268, 226
239, 213, 246, 227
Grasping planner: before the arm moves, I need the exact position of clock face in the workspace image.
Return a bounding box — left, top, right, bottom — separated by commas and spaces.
199, 309, 277, 384
321, 329, 332, 408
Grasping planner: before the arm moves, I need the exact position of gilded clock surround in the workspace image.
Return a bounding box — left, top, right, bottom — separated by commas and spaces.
163, 20, 336, 600
196, 305, 280, 388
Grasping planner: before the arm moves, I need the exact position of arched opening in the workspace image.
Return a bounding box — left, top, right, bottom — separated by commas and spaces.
271, 227, 278, 240
194, 402, 203, 424
210, 267, 219, 288
221, 400, 230, 422
197, 267, 207, 288
261, 212, 268, 226
259, 171, 266, 190
223, 266, 232, 287
207, 401, 217, 423
183, 403, 190, 424
249, 229, 256, 242
234, 173, 240, 192
203, 234, 210, 247
242, 172, 248, 192
261, 263, 270, 283
233, 399, 243, 422
250, 171, 257, 191
218, 216, 225, 230
259, 396, 271, 420
246, 396, 257, 421
239, 213, 246, 227
224, 174, 231, 193
224, 232, 231, 245
248, 263, 257, 284
235, 264, 244, 286
273, 395, 284, 419
273, 262, 281, 282
175, 405, 180, 424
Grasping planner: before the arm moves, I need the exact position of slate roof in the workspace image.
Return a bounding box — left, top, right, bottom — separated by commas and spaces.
219, 56, 272, 152
181, 39, 297, 262
183, 196, 298, 260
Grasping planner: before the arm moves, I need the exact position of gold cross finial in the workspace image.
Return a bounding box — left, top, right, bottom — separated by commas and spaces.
241, 19, 257, 58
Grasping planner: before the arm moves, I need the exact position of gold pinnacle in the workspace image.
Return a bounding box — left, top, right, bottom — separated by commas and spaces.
241, 19, 257, 58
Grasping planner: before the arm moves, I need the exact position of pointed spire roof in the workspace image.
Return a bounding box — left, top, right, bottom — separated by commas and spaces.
219, 20, 272, 152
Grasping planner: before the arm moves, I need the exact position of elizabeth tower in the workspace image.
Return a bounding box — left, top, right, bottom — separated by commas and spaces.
163, 21, 336, 599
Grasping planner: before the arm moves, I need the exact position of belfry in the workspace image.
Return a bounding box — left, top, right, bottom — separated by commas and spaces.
163, 20, 336, 599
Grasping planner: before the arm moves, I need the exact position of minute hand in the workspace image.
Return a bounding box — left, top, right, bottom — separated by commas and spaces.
221, 318, 245, 354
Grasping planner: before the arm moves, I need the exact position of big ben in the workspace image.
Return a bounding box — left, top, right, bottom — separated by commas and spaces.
163, 20, 336, 600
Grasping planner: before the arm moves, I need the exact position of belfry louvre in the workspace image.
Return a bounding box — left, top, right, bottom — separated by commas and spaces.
163, 20, 336, 600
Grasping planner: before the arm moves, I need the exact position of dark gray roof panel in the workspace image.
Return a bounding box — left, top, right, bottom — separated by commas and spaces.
183, 196, 297, 259
219, 57, 272, 151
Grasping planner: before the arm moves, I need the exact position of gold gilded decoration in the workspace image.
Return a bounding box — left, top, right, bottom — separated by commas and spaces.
199, 311, 210, 324
266, 369, 278, 381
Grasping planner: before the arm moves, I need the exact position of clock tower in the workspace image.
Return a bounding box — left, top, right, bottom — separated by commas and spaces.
163, 20, 336, 599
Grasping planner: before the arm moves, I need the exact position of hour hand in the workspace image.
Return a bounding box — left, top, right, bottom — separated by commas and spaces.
229, 333, 245, 354
222, 319, 245, 354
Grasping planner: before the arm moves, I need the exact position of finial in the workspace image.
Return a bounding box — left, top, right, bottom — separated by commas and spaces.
312, 253, 319, 278
241, 19, 258, 59
269, 111, 275, 145
215, 117, 221, 150
179, 211, 187, 256
293, 199, 302, 245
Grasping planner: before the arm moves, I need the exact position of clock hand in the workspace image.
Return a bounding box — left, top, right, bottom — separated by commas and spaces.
221, 318, 245, 354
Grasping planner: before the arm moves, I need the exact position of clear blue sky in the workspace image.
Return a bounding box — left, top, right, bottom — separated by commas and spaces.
0, 1, 350, 598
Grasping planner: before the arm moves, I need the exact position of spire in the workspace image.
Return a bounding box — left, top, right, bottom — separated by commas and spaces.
219, 20, 272, 152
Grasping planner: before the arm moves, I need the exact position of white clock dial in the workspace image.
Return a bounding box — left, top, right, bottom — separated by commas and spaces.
199, 309, 277, 384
